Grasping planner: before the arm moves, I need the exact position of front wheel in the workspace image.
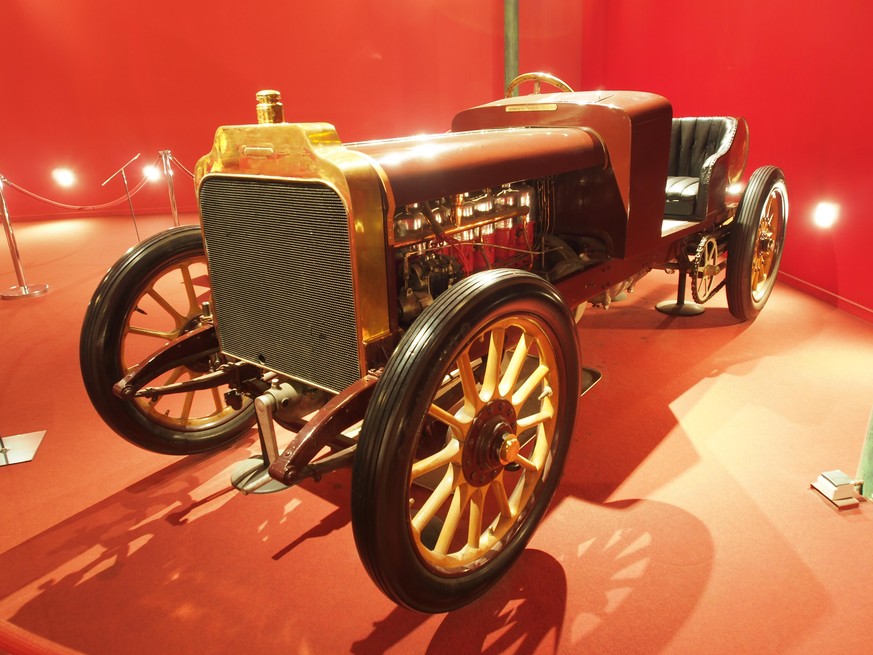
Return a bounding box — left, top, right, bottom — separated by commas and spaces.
79, 226, 255, 454
726, 166, 788, 321
351, 270, 581, 612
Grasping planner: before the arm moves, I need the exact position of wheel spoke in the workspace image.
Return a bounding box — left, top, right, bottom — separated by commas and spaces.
146, 287, 187, 327
180, 390, 195, 422
163, 367, 185, 386
435, 486, 467, 555
411, 439, 460, 479
765, 191, 779, 223
531, 421, 551, 468
514, 454, 539, 473
752, 244, 769, 291
427, 403, 467, 435
498, 333, 531, 397
211, 386, 223, 413
516, 399, 554, 431
479, 327, 505, 402
457, 351, 481, 414
751, 267, 763, 291
511, 364, 549, 410
180, 263, 200, 318
467, 487, 485, 549
412, 466, 456, 533
492, 476, 512, 518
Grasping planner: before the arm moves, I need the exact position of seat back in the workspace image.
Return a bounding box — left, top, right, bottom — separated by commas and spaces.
665, 117, 745, 220
668, 118, 734, 176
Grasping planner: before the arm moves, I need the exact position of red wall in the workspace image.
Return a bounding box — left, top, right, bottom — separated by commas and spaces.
0, 1, 581, 221
581, 0, 873, 320
0, 1, 504, 218
4, 0, 869, 318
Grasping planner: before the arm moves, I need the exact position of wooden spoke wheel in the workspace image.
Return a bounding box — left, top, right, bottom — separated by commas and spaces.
80, 226, 255, 454
690, 235, 721, 304
352, 270, 580, 612
726, 166, 788, 321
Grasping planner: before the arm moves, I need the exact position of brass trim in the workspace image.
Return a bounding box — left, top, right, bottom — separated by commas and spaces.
348, 150, 398, 246
255, 90, 284, 124
505, 103, 559, 113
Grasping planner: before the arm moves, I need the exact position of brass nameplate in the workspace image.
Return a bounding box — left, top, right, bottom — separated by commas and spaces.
505, 104, 558, 113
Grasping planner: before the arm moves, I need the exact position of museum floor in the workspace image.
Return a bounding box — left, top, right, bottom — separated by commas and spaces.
1, 213, 872, 654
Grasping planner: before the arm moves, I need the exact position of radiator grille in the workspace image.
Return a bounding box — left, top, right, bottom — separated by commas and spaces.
199, 176, 360, 392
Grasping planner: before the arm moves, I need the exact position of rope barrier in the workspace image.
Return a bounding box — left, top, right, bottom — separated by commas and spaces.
1, 150, 195, 297
0, 156, 160, 212
170, 155, 195, 179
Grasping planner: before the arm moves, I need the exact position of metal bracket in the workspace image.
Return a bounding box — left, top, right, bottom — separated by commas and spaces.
268, 376, 377, 485
114, 324, 219, 398
230, 376, 377, 494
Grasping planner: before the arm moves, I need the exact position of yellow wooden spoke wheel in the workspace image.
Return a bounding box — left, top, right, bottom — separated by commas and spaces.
727, 166, 788, 321
80, 226, 255, 454
352, 269, 580, 612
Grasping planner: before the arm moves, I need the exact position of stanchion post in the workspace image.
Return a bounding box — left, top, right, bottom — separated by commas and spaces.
102, 153, 141, 242
159, 150, 180, 227
0, 177, 48, 300
856, 407, 873, 500
504, 0, 519, 96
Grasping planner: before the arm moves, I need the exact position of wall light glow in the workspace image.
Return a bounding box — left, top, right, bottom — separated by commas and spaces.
143, 165, 162, 182
51, 168, 76, 188
813, 201, 840, 229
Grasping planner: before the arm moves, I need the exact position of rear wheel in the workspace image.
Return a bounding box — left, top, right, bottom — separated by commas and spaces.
726, 166, 788, 321
351, 270, 580, 612
80, 226, 255, 454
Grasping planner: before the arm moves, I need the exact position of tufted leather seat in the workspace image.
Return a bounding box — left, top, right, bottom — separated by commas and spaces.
665, 117, 739, 220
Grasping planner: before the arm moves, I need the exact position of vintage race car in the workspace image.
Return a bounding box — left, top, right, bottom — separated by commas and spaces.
80, 73, 787, 613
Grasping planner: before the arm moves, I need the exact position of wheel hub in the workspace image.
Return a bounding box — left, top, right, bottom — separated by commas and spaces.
462, 399, 518, 487
758, 234, 775, 255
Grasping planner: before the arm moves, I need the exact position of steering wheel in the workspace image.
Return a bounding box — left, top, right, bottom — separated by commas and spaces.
505, 72, 574, 98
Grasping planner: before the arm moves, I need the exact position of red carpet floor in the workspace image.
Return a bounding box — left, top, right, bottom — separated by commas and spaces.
1, 214, 873, 654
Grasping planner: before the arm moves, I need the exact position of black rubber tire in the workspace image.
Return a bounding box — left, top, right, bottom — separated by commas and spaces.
726, 166, 788, 321
351, 269, 580, 613
80, 226, 255, 454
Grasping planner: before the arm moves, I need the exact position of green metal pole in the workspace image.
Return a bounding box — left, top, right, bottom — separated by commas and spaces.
857, 407, 873, 499
504, 0, 519, 96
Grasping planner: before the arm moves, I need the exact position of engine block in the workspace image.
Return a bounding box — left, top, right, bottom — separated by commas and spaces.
394, 183, 540, 322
